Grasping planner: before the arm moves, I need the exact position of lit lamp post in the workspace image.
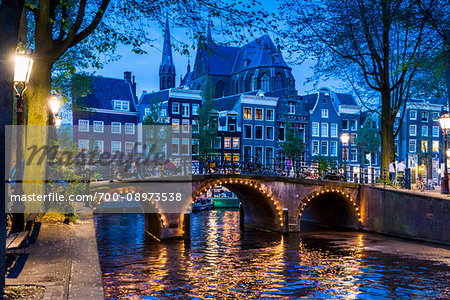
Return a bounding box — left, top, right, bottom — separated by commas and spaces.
12, 50, 33, 233
340, 132, 350, 182
439, 112, 450, 194
49, 94, 62, 129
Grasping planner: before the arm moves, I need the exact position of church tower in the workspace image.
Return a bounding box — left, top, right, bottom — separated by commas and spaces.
159, 17, 176, 90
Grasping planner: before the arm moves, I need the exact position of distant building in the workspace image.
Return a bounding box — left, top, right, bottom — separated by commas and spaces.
72, 72, 139, 157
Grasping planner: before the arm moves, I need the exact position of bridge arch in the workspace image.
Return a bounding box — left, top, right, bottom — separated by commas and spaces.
298, 187, 361, 229
192, 178, 284, 232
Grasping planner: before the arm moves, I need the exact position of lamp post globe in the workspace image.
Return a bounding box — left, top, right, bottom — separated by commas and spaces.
340, 132, 350, 182
439, 112, 450, 194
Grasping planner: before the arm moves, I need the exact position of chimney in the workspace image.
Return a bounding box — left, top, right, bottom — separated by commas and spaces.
132, 75, 137, 97
124, 71, 132, 83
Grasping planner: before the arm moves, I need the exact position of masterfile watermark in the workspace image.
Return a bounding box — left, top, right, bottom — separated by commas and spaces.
5, 125, 193, 213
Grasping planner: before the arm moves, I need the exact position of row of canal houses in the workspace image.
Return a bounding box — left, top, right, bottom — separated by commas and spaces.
72, 24, 447, 182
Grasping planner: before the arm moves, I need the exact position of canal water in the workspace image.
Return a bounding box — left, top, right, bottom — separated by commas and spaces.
94, 210, 450, 299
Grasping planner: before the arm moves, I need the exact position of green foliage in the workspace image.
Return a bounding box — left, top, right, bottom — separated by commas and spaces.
195, 76, 219, 158
281, 119, 305, 158
355, 114, 381, 164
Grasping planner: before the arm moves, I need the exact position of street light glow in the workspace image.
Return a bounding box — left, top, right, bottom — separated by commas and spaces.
340, 132, 350, 145
49, 95, 62, 114
14, 53, 34, 83
439, 112, 450, 132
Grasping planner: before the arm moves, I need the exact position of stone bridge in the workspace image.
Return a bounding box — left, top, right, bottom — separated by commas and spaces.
91, 174, 450, 245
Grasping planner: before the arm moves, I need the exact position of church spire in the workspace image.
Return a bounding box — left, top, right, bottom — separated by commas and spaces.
159, 16, 176, 90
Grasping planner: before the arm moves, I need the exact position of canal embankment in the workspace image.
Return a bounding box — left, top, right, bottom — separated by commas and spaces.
5, 213, 104, 300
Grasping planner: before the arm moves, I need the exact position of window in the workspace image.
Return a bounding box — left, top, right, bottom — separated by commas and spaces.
351, 133, 357, 145
144, 108, 151, 116
266, 109, 274, 121
321, 109, 329, 118
350, 120, 357, 130
342, 119, 349, 130
409, 139, 416, 153
330, 141, 337, 157
432, 112, 439, 121
244, 125, 252, 139
78, 120, 89, 132
125, 123, 135, 135
192, 139, 199, 155
410, 110, 417, 120
266, 147, 274, 162
250, 74, 256, 91
181, 138, 189, 155
321, 123, 328, 137
182, 119, 190, 133
274, 73, 282, 90
192, 120, 199, 133
255, 146, 263, 158
192, 104, 199, 115
228, 122, 236, 132
432, 126, 439, 137
93, 140, 103, 153
113, 100, 129, 111
182, 103, 189, 117
421, 140, 428, 152
233, 138, 239, 149
422, 125, 428, 137
215, 81, 225, 98
172, 119, 179, 132
172, 102, 180, 114
330, 123, 338, 137
172, 138, 179, 155
255, 125, 263, 140
224, 137, 231, 149
422, 111, 428, 122
312, 122, 319, 137
255, 108, 263, 120
266, 126, 274, 140
93, 121, 103, 133
261, 73, 270, 92
312, 140, 319, 155
288, 101, 295, 114
244, 107, 252, 119
125, 142, 134, 155
244, 146, 252, 160
111, 122, 121, 134
320, 140, 328, 156
111, 141, 121, 153
224, 153, 231, 162
78, 139, 89, 152
213, 137, 221, 149
409, 125, 416, 136
278, 125, 285, 141
350, 149, 357, 162
432, 140, 439, 152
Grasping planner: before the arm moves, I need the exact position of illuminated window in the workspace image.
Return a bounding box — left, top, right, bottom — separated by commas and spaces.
244, 107, 252, 119
255, 108, 263, 120
224, 137, 231, 149
172, 119, 179, 132
232, 138, 239, 149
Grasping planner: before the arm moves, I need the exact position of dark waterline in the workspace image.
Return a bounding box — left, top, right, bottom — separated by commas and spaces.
94, 211, 450, 299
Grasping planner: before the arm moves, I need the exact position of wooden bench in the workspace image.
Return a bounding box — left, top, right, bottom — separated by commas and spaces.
6, 231, 30, 254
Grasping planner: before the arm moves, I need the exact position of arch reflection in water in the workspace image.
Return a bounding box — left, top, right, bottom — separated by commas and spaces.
95, 212, 450, 299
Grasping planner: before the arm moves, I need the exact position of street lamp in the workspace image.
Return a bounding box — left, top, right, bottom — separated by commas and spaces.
439, 112, 450, 194
340, 132, 350, 182
49, 94, 62, 129
12, 50, 33, 233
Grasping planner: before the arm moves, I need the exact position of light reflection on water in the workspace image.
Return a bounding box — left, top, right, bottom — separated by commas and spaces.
94, 210, 450, 299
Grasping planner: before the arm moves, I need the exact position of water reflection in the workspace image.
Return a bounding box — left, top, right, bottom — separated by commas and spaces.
94, 211, 450, 299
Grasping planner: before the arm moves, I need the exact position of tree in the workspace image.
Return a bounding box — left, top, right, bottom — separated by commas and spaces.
195, 76, 218, 160
280, 119, 305, 160
279, 0, 444, 171
355, 114, 381, 166
0, 1, 25, 296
